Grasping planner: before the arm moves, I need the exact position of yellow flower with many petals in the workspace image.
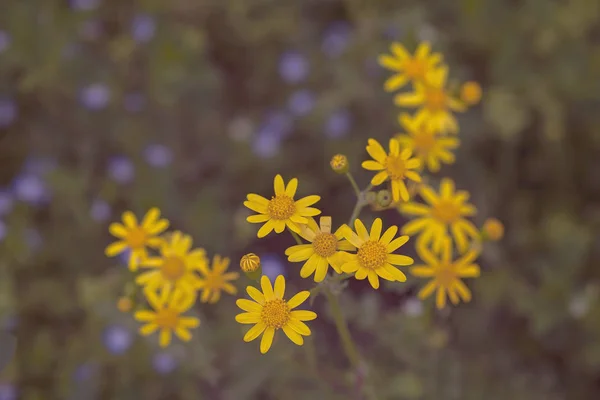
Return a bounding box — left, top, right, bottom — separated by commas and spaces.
378, 41, 443, 91
134, 288, 200, 348
395, 66, 466, 134
244, 174, 321, 238
399, 178, 479, 254
235, 275, 317, 354
105, 208, 169, 271
395, 113, 459, 173
341, 218, 414, 289
136, 231, 206, 295
285, 216, 355, 282
196, 255, 239, 303
362, 138, 422, 202
410, 238, 480, 309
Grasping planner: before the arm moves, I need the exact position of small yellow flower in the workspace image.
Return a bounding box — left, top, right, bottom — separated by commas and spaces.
378, 41, 444, 91
285, 216, 355, 282
244, 174, 321, 238
235, 275, 317, 354
399, 178, 479, 254
196, 255, 239, 303
395, 66, 466, 134
134, 288, 200, 347
136, 231, 206, 295
482, 218, 504, 241
460, 81, 482, 105
105, 208, 169, 271
240, 253, 261, 273
117, 297, 133, 313
330, 154, 349, 174
362, 138, 422, 202
341, 218, 414, 289
410, 238, 480, 309
395, 113, 459, 173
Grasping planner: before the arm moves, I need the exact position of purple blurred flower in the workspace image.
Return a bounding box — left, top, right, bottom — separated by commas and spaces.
0, 384, 16, 400
23, 156, 56, 176
0, 221, 6, 242
0, 98, 17, 128
252, 129, 281, 159
12, 174, 49, 205
321, 22, 351, 58
0, 190, 13, 216
278, 51, 309, 84
325, 109, 351, 138
263, 110, 293, 138
152, 352, 177, 374
131, 14, 156, 43
107, 157, 134, 184
80, 83, 110, 110
69, 0, 100, 11
287, 90, 315, 116
123, 92, 145, 113
90, 199, 111, 222
144, 144, 172, 168
0, 31, 11, 53
261, 253, 285, 280
103, 325, 132, 355
118, 248, 132, 265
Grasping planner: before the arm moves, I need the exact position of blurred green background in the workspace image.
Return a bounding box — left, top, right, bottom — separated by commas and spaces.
1, 0, 600, 399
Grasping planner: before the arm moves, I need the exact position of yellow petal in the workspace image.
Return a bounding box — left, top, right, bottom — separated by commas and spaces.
122, 211, 138, 228
260, 275, 275, 300
246, 286, 265, 304
257, 220, 275, 238
371, 171, 389, 186
235, 312, 261, 324
367, 270, 380, 289
274, 174, 285, 195
387, 235, 409, 252
285, 178, 298, 197
290, 310, 317, 321
387, 254, 414, 266
410, 266, 434, 277
366, 138, 387, 164
105, 241, 127, 257
243, 322, 266, 342
282, 325, 304, 346
159, 329, 172, 348
287, 319, 311, 336
418, 280, 438, 299
260, 327, 275, 353
361, 160, 385, 171
273, 275, 286, 299
139, 323, 158, 336
142, 208, 161, 229
287, 291, 310, 309
236, 299, 262, 312
109, 223, 128, 238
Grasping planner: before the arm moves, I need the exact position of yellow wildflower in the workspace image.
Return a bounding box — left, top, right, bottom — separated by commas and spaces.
105, 208, 169, 271
134, 288, 200, 347
482, 218, 504, 241
395, 66, 466, 134
240, 253, 261, 273
410, 238, 480, 309
395, 113, 459, 173
378, 41, 443, 91
399, 178, 479, 254
460, 81, 482, 105
341, 218, 413, 289
136, 231, 206, 295
117, 297, 133, 313
196, 255, 239, 303
285, 216, 355, 282
330, 154, 349, 174
244, 174, 321, 238
361, 138, 422, 202
235, 275, 317, 354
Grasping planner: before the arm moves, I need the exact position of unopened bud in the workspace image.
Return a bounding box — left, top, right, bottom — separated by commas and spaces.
376, 190, 392, 208
365, 191, 377, 206
482, 218, 504, 241
240, 253, 262, 280
330, 154, 349, 174
460, 81, 482, 105
117, 297, 133, 313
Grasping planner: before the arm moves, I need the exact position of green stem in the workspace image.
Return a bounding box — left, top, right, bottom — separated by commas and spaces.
347, 183, 373, 226
345, 172, 361, 198
289, 230, 303, 245
325, 288, 361, 368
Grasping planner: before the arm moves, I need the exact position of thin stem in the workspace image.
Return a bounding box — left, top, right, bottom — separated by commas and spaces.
324, 288, 361, 368
289, 230, 303, 245
345, 172, 361, 198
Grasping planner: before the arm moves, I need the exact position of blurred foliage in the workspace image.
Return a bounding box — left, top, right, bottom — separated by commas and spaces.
1, 0, 600, 399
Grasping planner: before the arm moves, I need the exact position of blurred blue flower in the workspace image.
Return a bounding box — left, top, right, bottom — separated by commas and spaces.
321, 22, 351, 58
69, 0, 100, 11
152, 352, 177, 375
0, 384, 16, 400
103, 325, 132, 355
25, 228, 43, 251
261, 253, 285, 280
131, 14, 156, 43
0, 221, 6, 243
12, 174, 49, 205
23, 156, 57, 176
80, 83, 110, 110
0, 190, 13, 217
325, 109, 351, 138
263, 110, 293, 138
0, 98, 17, 128
252, 129, 281, 159
144, 144, 173, 168
123, 92, 145, 113
287, 90, 315, 116
278, 51, 309, 84
0, 31, 10, 53
118, 248, 132, 266
107, 156, 135, 184
90, 199, 111, 222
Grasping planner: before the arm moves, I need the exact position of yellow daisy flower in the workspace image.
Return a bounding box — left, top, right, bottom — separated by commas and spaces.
134, 288, 200, 348
410, 238, 480, 309
105, 208, 169, 271
378, 41, 443, 91
395, 113, 459, 173
284, 216, 355, 282
361, 138, 422, 202
244, 174, 321, 238
136, 231, 206, 295
395, 66, 466, 134
399, 178, 479, 254
196, 255, 239, 303
340, 218, 414, 289
235, 275, 317, 354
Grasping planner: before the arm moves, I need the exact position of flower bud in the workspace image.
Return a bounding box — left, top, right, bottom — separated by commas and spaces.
365, 191, 377, 206
240, 253, 262, 280
482, 218, 504, 241
117, 296, 133, 313
460, 81, 482, 105
376, 190, 393, 208
330, 154, 349, 174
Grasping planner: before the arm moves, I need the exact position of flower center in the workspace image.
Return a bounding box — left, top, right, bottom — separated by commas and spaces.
260, 298, 290, 329
425, 88, 447, 112
267, 195, 296, 220
203, 273, 224, 290
384, 155, 406, 180
357, 240, 387, 270
436, 264, 457, 287
431, 201, 461, 224
403, 59, 425, 79
127, 228, 147, 249
413, 130, 436, 155
161, 256, 186, 281
155, 309, 179, 329
312, 233, 338, 257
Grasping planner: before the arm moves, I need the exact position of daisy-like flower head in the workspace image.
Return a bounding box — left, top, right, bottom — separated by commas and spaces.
399, 178, 479, 255
378, 41, 443, 91
105, 208, 169, 271
136, 231, 206, 295
196, 255, 239, 304
244, 174, 321, 238
284, 216, 355, 282
135, 288, 200, 348
395, 113, 459, 173
235, 275, 317, 354
341, 218, 414, 289
395, 66, 466, 134
410, 237, 480, 309
362, 138, 422, 202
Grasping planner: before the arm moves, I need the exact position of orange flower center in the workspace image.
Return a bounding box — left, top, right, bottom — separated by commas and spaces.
161, 255, 186, 281
127, 228, 147, 249
267, 195, 296, 220
384, 155, 407, 180
403, 59, 426, 79
425, 88, 447, 112
312, 232, 338, 257
435, 264, 457, 287
431, 201, 461, 224
357, 240, 387, 270
155, 309, 179, 329
413, 130, 437, 155
260, 298, 290, 329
